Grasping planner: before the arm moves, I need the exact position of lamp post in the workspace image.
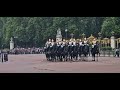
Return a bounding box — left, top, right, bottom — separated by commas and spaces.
0, 32, 3, 52
98, 32, 101, 50
65, 29, 68, 40
111, 31, 115, 36
14, 36, 18, 48
82, 33, 85, 41
82, 33, 85, 38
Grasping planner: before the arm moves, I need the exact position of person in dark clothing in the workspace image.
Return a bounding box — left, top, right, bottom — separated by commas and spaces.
115, 48, 119, 57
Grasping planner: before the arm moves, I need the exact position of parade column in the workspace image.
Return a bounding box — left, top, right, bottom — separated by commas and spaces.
10, 37, 14, 50
111, 31, 115, 49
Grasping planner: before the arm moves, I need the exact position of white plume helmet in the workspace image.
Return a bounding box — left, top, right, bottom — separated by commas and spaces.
59, 41, 61, 45
69, 41, 72, 45
63, 41, 65, 45
52, 39, 54, 42
79, 39, 81, 42
73, 39, 76, 41
51, 42, 54, 46
49, 39, 51, 42
84, 40, 87, 44
79, 40, 82, 45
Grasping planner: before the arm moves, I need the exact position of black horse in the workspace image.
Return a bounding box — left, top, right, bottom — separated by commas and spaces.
45, 46, 51, 61
78, 44, 84, 60
73, 44, 79, 61
83, 44, 90, 61
91, 43, 99, 61
69, 44, 74, 61
63, 44, 69, 61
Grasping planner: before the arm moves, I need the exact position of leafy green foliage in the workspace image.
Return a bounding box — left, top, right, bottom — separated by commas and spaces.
101, 17, 120, 38
0, 17, 119, 48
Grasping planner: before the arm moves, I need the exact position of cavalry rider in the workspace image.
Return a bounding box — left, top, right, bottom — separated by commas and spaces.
78, 39, 84, 60
91, 39, 99, 61
83, 38, 89, 61
44, 39, 51, 61
51, 39, 54, 46
69, 39, 75, 61
61, 39, 66, 61
64, 40, 69, 61
73, 39, 79, 61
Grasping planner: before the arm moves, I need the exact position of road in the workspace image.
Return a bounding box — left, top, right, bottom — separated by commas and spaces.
0, 54, 120, 73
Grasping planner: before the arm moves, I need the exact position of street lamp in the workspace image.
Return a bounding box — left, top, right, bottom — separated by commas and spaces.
65, 29, 68, 40
98, 32, 101, 42
82, 33, 85, 38
14, 36, 18, 48
82, 33, 85, 41
98, 32, 101, 50
111, 31, 115, 36
98, 32, 101, 37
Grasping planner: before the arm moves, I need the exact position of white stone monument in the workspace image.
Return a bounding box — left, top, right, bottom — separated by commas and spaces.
10, 37, 14, 50
111, 36, 115, 49
56, 28, 62, 42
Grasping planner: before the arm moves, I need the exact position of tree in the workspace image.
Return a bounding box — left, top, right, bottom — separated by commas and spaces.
101, 17, 120, 38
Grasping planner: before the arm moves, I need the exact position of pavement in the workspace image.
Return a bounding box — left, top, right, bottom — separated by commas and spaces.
0, 54, 120, 73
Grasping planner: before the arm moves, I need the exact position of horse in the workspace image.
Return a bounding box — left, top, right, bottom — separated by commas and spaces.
83, 44, 90, 61
73, 43, 79, 61
91, 43, 99, 61
78, 44, 84, 60
69, 43, 74, 61
63, 44, 69, 61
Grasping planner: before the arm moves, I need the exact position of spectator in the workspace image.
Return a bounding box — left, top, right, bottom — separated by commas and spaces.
114, 48, 119, 57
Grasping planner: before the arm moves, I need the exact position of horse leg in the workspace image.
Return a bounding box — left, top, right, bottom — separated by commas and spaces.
94, 54, 95, 61
97, 53, 98, 61
65, 54, 67, 62
92, 54, 95, 61
70, 54, 72, 61
79, 53, 81, 61
86, 54, 88, 62
76, 54, 78, 61
62, 53, 65, 62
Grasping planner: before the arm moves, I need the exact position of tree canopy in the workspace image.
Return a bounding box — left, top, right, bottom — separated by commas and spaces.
0, 17, 120, 48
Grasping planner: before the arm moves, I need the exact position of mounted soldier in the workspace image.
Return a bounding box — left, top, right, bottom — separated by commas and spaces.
63, 40, 69, 61
69, 40, 74, 61
56, 41, 60, 61
45, 39, 52, 61
83, 38, 89, 61
72, 39, 79, 61
50, 39, 56, 61
59, 41, 65, 61
78, 40, 84, 61
91, 39, 99, 61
